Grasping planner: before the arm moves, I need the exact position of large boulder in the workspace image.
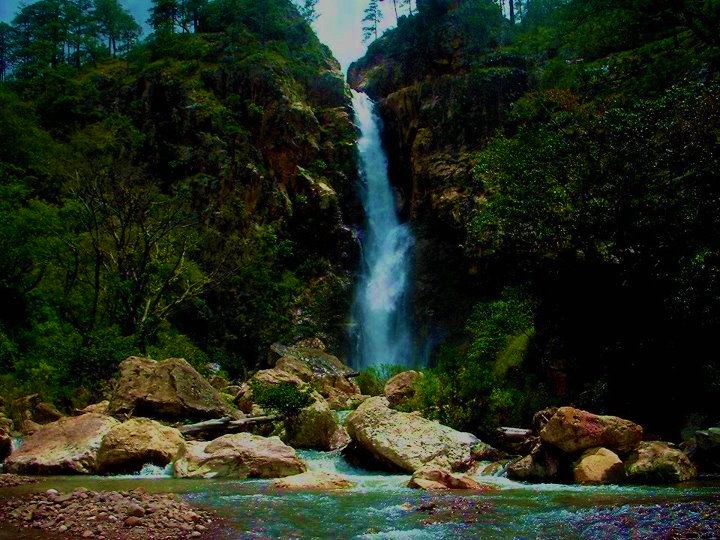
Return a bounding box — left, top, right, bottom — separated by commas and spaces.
5, 413, 119, 474
345, 396, 479, 472
283, 399, 346, 451
13, 394, 64, 435
506, 443, 563, 482
384, 370, 422, 408
272, 470, 354, 490
408, 465, 491, 491
573, 447, 625, 485
96, 418, 186, 474
272, 345, 364, 410
625, 441, 697, 484
108, 356, 236, 421
540, 407, 643, 454
174, 433, 306, 479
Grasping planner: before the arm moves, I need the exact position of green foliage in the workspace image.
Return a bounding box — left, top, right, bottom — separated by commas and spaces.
409, 290, 542, 434
249, 380, 314, 416
355, 365, 405, 396
0, 0, 357, 409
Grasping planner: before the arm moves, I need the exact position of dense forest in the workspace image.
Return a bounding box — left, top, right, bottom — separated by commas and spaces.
1, 0, 719, 443
0, 0, 359, 405
349, 0, 720, 438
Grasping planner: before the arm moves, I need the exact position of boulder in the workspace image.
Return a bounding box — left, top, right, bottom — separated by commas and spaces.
470, 442, 503, 462
108, 356, 236, 421
506, 444, 563, 482
573, 447, 625, 485
540, 407, 643, 454
283, 399, 343, 451
345, 396, 479, 472
5, 414, 119, 474
495, 427, 538, 455
532, 407, 559, 434
13, 394, 64, 434
272, 470, 354, 490
96, 418, 186, 474
77, 401, 110, 415
269, 341, 363, 410
383, 370, 422, 408
408, 465, 492, 491
174, 433, 306, 479
625, 441, 697, 484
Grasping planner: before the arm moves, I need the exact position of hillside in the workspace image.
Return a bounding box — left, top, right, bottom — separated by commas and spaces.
348, 0, 720, 436
0, 0, 359, 405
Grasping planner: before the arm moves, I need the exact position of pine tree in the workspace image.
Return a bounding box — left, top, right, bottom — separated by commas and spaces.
363, 0, 383, 42
0, 22, 12, 80
149, 0, 180, 33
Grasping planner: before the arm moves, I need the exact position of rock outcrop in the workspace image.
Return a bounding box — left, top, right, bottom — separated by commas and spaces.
272, 470, 354, 490
573, 447, 625, 485
384, 370, 422, 408
13, 394, 64, 435
108, 356, 236, 421
540, 407, 643, 454
408, 465, 491, 491
96, 418, 186, 474
625, 441, 697, 484
174, 433, 306, 479
694, 427, 720, 472
270, 342, 364, 410
5, 413, 119, 474
345, 396, 479, 472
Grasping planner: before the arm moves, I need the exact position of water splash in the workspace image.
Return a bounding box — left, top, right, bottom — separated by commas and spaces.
350, 90, 415, 370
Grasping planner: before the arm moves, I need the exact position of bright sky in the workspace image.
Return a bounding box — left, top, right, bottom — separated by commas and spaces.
0, 0, 403, 71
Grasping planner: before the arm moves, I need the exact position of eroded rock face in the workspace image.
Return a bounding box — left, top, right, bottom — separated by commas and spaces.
78, 401, 110, 415
272, 470, 354, 490
96, 418, 186, 474
540, 407, 643, 454
573, 447, 625, 485
108, 357, 236, 421
345, 396, 479, 472
5, 413, 119, 474
625, 441, 697, 484
384, 370, 422, 408
13, 394, 64, 435
174, 433, 306, 479
695, 427, 720, 472
408, 465, 491, 491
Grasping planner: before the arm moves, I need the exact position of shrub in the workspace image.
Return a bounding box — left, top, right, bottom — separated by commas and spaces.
249, 380, 314, 416
355, 365, 406, 396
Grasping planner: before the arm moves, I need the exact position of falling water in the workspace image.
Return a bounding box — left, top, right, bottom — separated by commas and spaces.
350, 90, 415, 370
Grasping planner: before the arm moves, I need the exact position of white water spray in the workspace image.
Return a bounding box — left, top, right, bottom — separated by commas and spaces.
350, 91, 415, 369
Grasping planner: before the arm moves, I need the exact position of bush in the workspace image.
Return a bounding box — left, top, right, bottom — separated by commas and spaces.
249, 380, 314, 416
355, 365, 406, 396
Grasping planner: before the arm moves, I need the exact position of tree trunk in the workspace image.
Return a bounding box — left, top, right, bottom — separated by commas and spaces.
179, 415, 280, 440
509, 0, 515, 24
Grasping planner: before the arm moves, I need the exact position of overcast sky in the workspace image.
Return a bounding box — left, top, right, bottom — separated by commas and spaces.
1, 0, 402, 71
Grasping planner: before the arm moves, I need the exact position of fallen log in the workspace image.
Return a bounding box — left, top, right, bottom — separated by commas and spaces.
179, 415, 280, 440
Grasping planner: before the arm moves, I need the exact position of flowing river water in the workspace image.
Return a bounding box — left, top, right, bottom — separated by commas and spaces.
2, 443, 720, 539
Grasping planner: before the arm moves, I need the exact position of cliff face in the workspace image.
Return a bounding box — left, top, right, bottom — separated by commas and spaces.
348, 6, 527, 345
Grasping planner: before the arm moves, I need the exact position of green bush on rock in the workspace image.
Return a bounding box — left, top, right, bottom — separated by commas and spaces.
249, 380, 314, 416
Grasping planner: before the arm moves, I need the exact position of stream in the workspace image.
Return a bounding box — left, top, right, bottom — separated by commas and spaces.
2, 442, 720, 539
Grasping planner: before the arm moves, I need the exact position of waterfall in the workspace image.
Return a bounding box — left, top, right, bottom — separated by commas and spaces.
350, 90, 415, 370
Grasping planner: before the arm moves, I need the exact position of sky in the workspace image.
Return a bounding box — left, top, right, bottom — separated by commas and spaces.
0, 0, 403, 71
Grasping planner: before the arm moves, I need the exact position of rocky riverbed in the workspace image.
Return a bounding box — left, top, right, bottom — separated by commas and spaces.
0, 487, 220, 539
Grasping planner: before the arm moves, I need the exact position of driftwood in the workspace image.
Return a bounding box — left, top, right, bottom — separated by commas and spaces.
179, 415, 280, 440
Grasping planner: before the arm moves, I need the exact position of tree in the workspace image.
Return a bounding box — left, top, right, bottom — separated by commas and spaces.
11, 0, 67, 75
295, 0, 319, 24
149, 0, 181, 33
399, 0, 414, 16
180, 0, 209, 32
94, 0, 140, 57
0, 23, 13, 80
363, 0, 383, 42
64, 0, 96, 68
